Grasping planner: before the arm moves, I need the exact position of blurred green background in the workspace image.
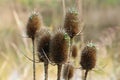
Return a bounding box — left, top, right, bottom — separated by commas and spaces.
0, 0, 120, 80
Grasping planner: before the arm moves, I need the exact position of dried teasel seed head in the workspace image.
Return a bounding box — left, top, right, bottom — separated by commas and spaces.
63, 63, 74, 80
64, 8, 80, 39
80, 42, 96, 70
50, 29, 70, 64
72, 44, 78, 59
37, 31, 51, 62
26, 11, 42, 39
35, 27, 49, 39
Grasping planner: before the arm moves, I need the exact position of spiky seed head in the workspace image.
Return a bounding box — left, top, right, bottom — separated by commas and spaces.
35, 27, 49, 40
37, 31, 51, 62
72, 44, 78, 59
26, 12, 42, 39
80, 42, 96, 70
64, 8, 80, 39
63, 64, 74, 80
50, 30, 70, 64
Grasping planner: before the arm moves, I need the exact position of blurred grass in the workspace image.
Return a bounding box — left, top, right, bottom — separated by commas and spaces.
0, 0, 120, 80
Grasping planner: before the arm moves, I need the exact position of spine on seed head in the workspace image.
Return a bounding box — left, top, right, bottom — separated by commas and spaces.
64, 8, 80, 39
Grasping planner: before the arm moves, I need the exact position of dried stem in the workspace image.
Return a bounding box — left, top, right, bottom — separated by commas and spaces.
66, 39, 73, 80
19, 48, 39, 63
42, 49, 56, 66
44, 62, 48, 80
57, 64, 62, 80
32, 38, 36, 80
65, 65, 70, 80
22, 53, 39, 63
62, 0, 66, 17
84, 70, 89, 80
69, 38, 73, 62
75, 0, 82, 21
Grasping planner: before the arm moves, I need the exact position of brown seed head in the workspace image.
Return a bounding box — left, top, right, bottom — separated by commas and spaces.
72, 44, 78, 59
64, 8, 80, 39
80, 43, 96, 70
50, 30, 70, 64
37, 31, 51, 62
26, 12, 42, 39
63, 64, 74, 80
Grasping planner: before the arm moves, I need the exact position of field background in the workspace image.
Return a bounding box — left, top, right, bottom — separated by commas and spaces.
0, 0, 120, 80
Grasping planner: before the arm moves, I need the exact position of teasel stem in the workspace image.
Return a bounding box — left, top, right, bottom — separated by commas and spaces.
66, 38, 73, 80
75, 0, 82, 22
66, 66, 70, 80
32, 37, 36, 80
84, 70, 89, 80
44, 62, 48, 80
69, 38, 73, 62
57, 64, 62, 80
62, 0, 66, 17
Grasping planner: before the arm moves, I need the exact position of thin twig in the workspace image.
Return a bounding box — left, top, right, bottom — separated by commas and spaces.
17, 45, 40, 63
42, 49, 56, 66
22, 52, 40, 63
76, 24, 85, 36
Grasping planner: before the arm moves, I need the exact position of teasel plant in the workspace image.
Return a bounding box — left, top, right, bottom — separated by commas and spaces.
63, 63, 74, 80
50, 29, 70, 80
26, 11, 42, 80
80, 42, 97, 80
36, 30, 51, 80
